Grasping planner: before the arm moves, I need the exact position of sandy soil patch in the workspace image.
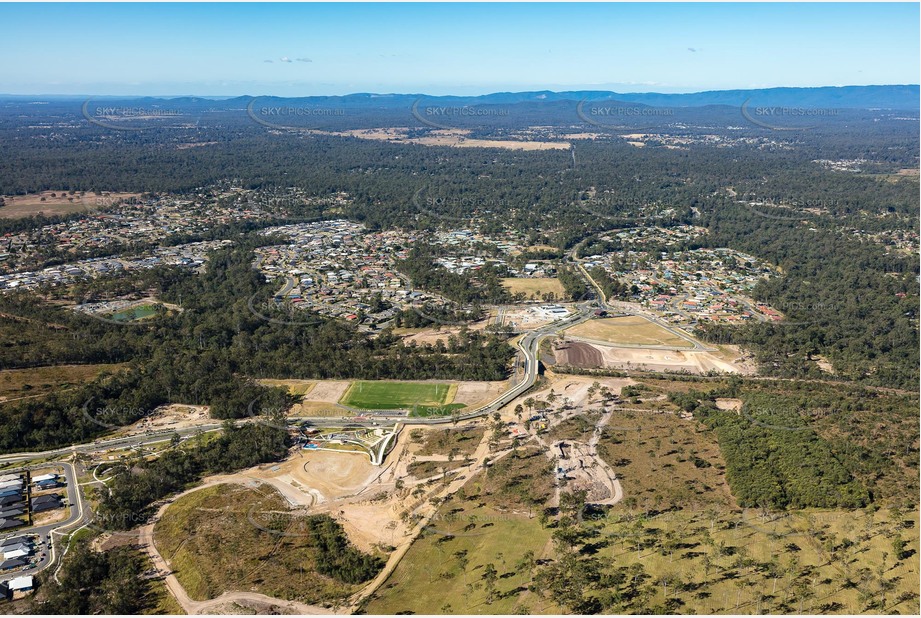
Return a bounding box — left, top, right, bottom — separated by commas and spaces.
510, 375, 636, 417
451, 380, 508, 409
302, 380, 351, 404
597, 344, 743, 374
31, 506, 70, 527
715, 398, 743, 412
554, 339, 747, 375
245, 445, 411, 553
411, 136, 570, 150
814, 355, 836, 374
249, 450, 380, 504
258, 379, 316, 396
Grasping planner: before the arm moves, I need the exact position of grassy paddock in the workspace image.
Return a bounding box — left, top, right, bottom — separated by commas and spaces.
501, 277, 566, 298
566, 315, 693, 348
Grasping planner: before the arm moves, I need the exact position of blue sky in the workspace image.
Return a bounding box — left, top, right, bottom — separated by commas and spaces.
1, 2, 918, 96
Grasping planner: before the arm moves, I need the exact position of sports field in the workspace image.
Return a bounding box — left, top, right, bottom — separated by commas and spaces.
340, 381, 455, 409
566, 315, 694, 348
501, 277, 566, 297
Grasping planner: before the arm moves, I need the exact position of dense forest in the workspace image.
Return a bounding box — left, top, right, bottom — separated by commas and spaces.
668, 381, 918, 510
31, 544, 158, 614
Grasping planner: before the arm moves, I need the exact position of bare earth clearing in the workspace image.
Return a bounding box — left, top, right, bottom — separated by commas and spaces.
556, 341, 751, 374
317, 127, 571, 150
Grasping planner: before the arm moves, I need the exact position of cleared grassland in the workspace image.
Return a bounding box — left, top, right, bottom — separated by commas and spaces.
501, 277, 566, 298
566, 315, 693, 348
584, 504, 919, 614
340, 381, 454, 410
153, 483, 379, 605
0, 363, 123, 401
0, 191, 138, 218
597, 408, 735, 511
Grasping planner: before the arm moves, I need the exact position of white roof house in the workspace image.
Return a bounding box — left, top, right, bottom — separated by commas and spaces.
2, 548, 29, 560
31, 474, 58, 484
7, 575, 33, 591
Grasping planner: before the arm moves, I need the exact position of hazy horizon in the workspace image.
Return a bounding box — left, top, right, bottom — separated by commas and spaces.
1, 2, 918, 97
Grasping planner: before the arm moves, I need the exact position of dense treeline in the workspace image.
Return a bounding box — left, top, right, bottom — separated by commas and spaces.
556, 265, 591, 301
96, 421, 290, 529
589, 265, 629, 301
31, 544, 157, 614
669, 389, 872, 509
304, 515, 385, 584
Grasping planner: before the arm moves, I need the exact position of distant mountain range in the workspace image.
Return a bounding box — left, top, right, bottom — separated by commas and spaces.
2, 85, 919, 110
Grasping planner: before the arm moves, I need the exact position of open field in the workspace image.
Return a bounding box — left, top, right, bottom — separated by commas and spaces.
0, 191, 139, 218
340, 381, 454, 410
0, 363, 122, 402
324, 128, 571, 151
566, 315, 694, 348
501, 277, 566, 299
364, 512, 557, 615
153, 483, 381, 606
